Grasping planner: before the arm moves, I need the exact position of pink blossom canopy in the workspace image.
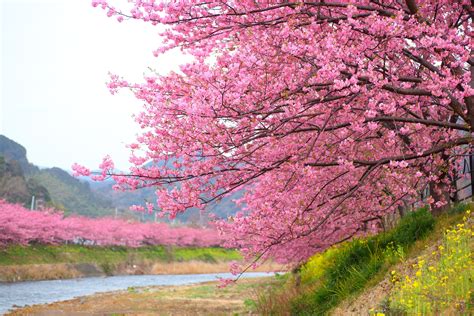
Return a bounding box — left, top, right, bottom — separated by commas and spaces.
83, 1, 474, 265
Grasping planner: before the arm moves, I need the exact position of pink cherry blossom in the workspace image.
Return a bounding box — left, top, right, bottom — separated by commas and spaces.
88, 1, 473, 268
0, 200, 223, 248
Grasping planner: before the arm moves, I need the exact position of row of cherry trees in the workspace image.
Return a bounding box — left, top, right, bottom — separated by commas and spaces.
82, 1, 473, 268
0, 200, 222, 248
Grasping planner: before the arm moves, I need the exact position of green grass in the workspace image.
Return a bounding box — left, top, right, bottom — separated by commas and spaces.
0, 244, 241, 266
256, 204, 471, 315
172, 247, 242, 263
291, 206, 436, 315
386, 210, 473, 315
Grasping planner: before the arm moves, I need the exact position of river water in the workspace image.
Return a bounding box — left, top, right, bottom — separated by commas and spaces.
0, 272, 273, 314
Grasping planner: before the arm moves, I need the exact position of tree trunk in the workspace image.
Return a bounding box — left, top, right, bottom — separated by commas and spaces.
430, 152, 452, 216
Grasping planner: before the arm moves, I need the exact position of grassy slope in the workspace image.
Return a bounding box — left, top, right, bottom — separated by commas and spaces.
0, 245, 241, 266
254, 204, 473, 315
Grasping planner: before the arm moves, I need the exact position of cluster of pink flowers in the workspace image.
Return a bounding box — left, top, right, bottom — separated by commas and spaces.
88, 1, 473, 268
0, 200, 223, 248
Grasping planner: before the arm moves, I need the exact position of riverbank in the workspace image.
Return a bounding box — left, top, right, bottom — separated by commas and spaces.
0, 260, 282, 282
0, 245, 283, 282
6, 276, 277, 315
0, 245, 241, 267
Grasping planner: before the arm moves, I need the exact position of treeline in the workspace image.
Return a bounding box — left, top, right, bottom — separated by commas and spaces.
0, 200, 223, 248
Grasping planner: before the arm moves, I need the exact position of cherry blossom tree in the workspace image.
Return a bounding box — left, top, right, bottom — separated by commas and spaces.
82, 1, 473, 265
0, 200, 222, 247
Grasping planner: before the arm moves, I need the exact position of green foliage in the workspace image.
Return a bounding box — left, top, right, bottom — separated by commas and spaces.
0, 159, 50, 207
244, 298, 257, 310
382, 242, 406, 265
0, 135, 114, 216
378, 206, 435, 248
172, 247, 242, 262
29, 168, 114, 217
0, 245, 240, 266
447, 202, 471, 215
100, 261, 116, 276
300, 246, 341, 284
127, 286, 138, 293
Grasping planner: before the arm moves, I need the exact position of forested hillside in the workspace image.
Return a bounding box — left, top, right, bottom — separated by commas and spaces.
0, 135, 114, 217
0, 135, 241, 222
0, 156, 50, 207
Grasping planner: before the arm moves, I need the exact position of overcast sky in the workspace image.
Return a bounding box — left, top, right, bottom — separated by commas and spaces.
1, 0, 187, 170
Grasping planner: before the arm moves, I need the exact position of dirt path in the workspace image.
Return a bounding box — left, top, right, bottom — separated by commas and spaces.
7, 277, 276, 315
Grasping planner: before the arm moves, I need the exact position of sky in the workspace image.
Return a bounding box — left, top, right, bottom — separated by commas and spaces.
1, 0, 187, 170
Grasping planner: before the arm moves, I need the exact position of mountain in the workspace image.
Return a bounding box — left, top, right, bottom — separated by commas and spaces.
0, 135, 114, 217
0, 135, 38, 174
0, 155, 51, 207
29, 167, 114, 217
0, 135, 242, 223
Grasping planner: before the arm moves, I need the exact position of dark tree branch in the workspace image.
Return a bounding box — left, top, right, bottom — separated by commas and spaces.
306, 137, 471, 167
405, 0, 418, 15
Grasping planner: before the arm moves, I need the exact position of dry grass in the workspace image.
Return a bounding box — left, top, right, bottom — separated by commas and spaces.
253, 275, 302, 315
0, 264, 82, 282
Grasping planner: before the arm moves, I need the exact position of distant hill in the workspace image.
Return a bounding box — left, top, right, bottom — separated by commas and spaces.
0, 135, 242, 223
89, 175, 243, 224
0, 155, 50, 207
0, 135, 114, 217
29, 167, 115, 217
0, 135, 38, 174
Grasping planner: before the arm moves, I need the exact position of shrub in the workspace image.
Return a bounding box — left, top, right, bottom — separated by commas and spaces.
100, 261, 115, 276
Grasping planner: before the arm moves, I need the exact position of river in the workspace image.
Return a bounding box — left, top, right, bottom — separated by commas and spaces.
0, 272, 273, 314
